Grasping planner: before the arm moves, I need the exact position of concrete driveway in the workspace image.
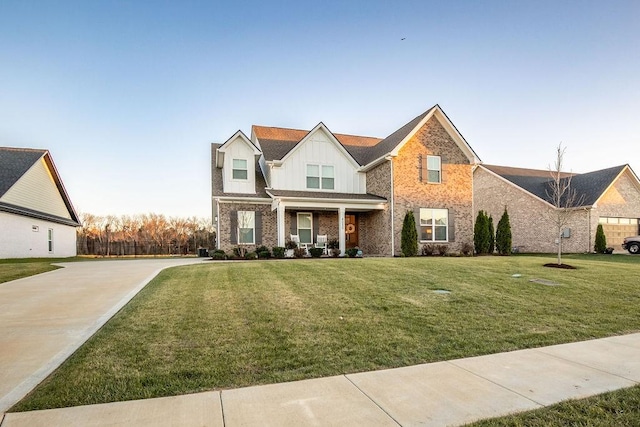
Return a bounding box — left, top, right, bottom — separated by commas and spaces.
0, 258, 204, 412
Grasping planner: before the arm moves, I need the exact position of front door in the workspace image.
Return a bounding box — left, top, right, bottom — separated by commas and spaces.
345, 214, 358, 248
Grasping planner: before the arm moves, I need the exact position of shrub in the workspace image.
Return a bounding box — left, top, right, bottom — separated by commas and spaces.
327, 239, 339, 249
330, 248, 340, 257
309, 247, 324, 257
401, 211, 418, 257
474, 211, 491, 255
436, 245, 449, 256
272, 246, 285, 259
421, 244, 435, 256
345, 248, 358, 258
595, 224, 607, 253
233, 246, 249, 258
460, 242, 474, 256
495, 207, 512, 255
293, 247, 306, 258
285, 240, 298, 249
255, 245, 270, 259
211, 249, 226, 260
488, 215, 495, 254
244, 251, 258, 260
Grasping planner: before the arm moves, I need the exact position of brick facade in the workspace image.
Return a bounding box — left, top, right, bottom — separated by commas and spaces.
363, 161, 393, 256
474, 167, 591, 253
217, 202, 276, 253
392, 116, 474, 254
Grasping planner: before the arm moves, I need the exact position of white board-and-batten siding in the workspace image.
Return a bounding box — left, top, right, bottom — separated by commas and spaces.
222, 137, 256, 194
270, 131, 366, 193
0, 158, 71, 219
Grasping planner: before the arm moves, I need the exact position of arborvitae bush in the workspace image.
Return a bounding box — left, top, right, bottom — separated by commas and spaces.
401, 211, 418, 257
496, 208, 512, 255
488, 215, 495, 254
474, 210, 490, 254
594, 224, 607, 253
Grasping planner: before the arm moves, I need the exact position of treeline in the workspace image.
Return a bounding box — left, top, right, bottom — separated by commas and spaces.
77, 213, 215, 256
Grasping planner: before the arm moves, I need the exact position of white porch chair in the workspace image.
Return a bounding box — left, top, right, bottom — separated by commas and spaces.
316, 234, 328, 255
290, 234, 300, 247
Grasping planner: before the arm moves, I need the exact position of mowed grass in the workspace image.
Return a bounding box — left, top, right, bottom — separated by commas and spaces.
468, 384, 640, 426
0, 258, 75, 283
13, 255, 640, 411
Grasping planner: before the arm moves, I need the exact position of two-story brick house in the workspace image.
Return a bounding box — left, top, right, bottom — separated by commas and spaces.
211, 105, 481, 256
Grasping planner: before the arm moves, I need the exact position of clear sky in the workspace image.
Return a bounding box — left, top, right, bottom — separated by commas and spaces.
1, 1, 638, 218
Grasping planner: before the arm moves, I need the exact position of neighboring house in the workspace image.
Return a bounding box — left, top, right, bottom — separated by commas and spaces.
474, 164, 640, 252
0, 147, 80, 258
212, 105, 481, 256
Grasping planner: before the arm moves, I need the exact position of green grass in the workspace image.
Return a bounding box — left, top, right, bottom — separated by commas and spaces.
0, 258, 78, 283
467, 385, 640, 426
12, 255, 640, 411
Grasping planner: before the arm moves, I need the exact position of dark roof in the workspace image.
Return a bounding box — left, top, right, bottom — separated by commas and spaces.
0, 147, 80, 226
357, 107, 435, 165
0, 147, 46, 197
267, 189, 387, 201
483, 164, 627, 207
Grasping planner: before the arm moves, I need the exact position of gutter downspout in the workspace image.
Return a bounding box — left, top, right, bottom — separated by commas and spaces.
386, 156, 395, 257
216, 198, 221, 250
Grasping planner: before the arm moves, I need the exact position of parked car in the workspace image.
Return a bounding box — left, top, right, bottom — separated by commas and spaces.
622, 236, 640, 254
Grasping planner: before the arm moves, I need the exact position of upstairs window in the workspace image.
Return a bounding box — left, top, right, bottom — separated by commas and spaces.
48, 228, 54, 252
419, 208, 448, 242
232, 159, 248, 180
427, 155, 441, 183
307, 164, 334, 190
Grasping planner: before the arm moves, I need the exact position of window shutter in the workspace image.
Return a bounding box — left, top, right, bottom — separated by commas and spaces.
418, 155, 423, 182
230, 210, 237, 244
414, 208, 421, 242
290, 212, 297, 236
448, 209, 455, 242
440, 155, 446, 184
313, 212, 319, 243
255, 211, 262, 245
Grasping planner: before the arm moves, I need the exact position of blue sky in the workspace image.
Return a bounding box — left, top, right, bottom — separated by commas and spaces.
1, 1, 638, 218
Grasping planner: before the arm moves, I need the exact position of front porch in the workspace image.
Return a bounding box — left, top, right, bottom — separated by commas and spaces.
268, 190, 388, 256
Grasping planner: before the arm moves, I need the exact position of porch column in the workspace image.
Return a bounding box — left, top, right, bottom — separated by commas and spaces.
277, 203, 286, 247
338, 207, 346, 256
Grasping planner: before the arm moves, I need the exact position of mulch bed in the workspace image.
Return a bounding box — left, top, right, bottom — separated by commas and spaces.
543, 263, 577, 269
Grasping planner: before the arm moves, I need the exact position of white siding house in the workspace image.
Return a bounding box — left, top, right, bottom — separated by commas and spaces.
0, 147, 80, 258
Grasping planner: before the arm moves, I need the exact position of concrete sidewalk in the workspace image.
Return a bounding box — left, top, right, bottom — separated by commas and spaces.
3, 333, 639, 427
0, 259, 204, 413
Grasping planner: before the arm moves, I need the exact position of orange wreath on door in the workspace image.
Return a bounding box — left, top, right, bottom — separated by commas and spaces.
345, 224, 356, 234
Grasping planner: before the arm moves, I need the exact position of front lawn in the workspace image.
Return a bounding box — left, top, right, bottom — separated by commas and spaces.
13, 255, 640, 411
0, 258, 74, 283
468, 384, 640, 426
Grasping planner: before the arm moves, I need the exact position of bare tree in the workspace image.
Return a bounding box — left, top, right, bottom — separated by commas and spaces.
546, 144, 585, 265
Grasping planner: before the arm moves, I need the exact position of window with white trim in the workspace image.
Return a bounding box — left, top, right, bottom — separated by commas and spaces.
297, 213, 313, 244
237, 211, 255, 244
232, 159, 248, 180
427, 156, 441, 183
419, 208, 448, 242
48, 228, 54, 252
306, 164, 334, 190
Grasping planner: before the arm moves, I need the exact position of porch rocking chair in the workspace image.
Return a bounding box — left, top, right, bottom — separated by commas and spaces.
316, 234, 328, 255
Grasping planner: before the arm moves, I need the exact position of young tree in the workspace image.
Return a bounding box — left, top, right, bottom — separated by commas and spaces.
488, 215, 495, 254
496, 207, 512, 255
594, 224, 607, 253
546, 144, 585, 265
474, 210, 490, 254
401, 211, 418, 256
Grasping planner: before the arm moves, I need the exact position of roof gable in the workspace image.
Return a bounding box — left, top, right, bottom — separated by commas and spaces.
360, 105, 481, 168
215, 130, 261, 168
481, 163, 629, 208
253, 125, 381, 165
0, 147, 80, 225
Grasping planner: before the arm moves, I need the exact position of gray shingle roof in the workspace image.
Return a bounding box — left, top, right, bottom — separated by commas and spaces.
0, 147, 46, 197
483, 164, 627, 207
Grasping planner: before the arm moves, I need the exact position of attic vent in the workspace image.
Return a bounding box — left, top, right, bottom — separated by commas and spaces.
32, 225, 39, 232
